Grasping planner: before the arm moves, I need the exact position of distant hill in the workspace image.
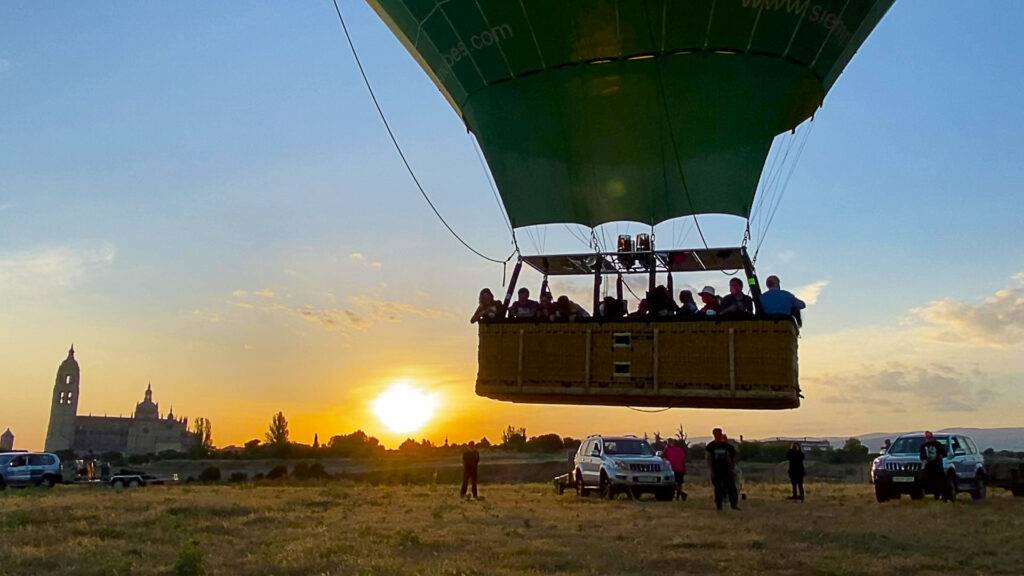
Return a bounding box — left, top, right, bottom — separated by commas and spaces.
848, 428, 1024, 453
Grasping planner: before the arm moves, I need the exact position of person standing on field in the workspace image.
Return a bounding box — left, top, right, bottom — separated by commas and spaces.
919, 431, 950, 501
705, 428, 739, 511
663, 438, 688, 501
461, 441, 480, 499
786, 442, 805, 501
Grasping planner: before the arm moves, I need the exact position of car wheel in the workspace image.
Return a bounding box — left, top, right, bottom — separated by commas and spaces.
655, 488, 674, 502
874, 484, 890, 503
910, 488, 924, 500
575, 470, 590, 497
599, 472, 615, 500
128, 479, 141, 488
1012, 487, 1024, 498
971, 474, 987, 501
946, 472, 958, 501
0, 480, 6, 491
41, 476, 56, 489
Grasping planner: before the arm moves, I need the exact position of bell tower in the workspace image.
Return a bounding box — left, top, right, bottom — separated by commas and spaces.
44, 345, 80, 452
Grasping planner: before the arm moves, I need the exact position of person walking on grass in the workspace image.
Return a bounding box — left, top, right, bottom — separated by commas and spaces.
705, 428, 739, 511
461, 441, 480, 499
663, 438, 688, 501
786, 442, 805, 501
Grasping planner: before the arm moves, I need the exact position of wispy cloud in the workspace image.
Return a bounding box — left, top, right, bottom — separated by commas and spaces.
0, 242, 116, 295
227, 289, 441, 333
812, 362, 992, 412
912, 273, 1024, 347
349, 251, 382, 270
796, 280, 830, 306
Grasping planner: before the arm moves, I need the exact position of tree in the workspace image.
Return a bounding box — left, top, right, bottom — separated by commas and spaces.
525, 433, 564, 452
265, 412, 290, 446
501, 426, 527, 451
192, 417, 214, 457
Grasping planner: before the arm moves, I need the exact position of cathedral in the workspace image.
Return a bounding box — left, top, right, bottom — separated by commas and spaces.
44, 346, 196, 455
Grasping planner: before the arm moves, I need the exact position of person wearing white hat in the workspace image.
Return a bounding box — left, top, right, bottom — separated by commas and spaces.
697, 285, 720, 317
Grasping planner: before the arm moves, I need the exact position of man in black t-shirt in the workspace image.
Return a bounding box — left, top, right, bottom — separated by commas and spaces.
919, 431, 950, 501
704, 428, 739, 510
719, 278, 754, 317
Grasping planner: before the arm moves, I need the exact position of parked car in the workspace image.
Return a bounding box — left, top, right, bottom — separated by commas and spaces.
573, 435, 676, 500
0, 452, 62, 489
870, 432, 986, 502
109, 470, 179, 488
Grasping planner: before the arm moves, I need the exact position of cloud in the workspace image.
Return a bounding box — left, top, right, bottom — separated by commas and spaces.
349, 252, 365, 261
0, 242, 116, 295
796, 280, 830, 306
349, 251, 383, 270
227, 289, 441, 333
777, 249, 796, 263
812, 362, 992, 412
189, 309, 223, 324
0, 203, 11, 212
912, 273, 1024, 347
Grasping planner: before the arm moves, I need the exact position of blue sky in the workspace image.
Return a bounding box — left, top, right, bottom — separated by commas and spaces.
2, 1, 1023, 449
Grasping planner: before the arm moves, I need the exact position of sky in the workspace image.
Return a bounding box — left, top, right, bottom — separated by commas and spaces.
2, 1, 1022, 451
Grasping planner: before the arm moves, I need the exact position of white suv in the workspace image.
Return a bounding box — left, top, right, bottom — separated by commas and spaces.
0, 452, 62, 489
573, 435, 675, 500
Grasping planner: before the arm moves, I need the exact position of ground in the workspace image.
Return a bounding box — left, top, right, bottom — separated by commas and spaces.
1, 482, 1022, 576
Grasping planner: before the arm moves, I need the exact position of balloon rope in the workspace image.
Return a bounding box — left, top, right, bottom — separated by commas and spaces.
330, 0, 516, 264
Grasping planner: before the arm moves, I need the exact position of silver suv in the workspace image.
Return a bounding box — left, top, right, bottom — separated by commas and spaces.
573, 435, 676, 500
0, 452, 62, 489
870, 432, 986, 502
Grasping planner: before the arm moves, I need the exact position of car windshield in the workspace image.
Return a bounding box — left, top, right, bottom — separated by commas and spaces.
889, 436, 949, 454
603, 439, 654, 456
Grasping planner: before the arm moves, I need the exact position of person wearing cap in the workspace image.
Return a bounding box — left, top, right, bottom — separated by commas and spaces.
759, 275, 805, 321
507, 287, 540, 319
719, 277, 754, 317
536, 291, 556, 321
919, 431, 951, 501
697, 286, 721, 317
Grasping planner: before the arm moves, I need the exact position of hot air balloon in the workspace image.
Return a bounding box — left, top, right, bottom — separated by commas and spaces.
368, 0, 894, 409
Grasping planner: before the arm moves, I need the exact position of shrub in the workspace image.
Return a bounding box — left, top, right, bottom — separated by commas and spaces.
228, 472, 248, 483
266, 465, 288, 480
292, 462, 310, 479
198, 466, 221, 483
174, 541, 205, 576
306, 462, 328, 479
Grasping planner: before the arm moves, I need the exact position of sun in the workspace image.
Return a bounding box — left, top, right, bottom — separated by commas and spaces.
372, 381, 438, 434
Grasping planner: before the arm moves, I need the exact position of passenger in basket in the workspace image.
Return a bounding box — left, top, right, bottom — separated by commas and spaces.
647, 285, 677, 318
470, 288, 502, 324
677, 290, 698, 317
759, 275, 806, 322
719, 277, 754, 317
697, 286, 721, 317
554, 295, 590, 322
537, 292, 556, 321
507, 287, 541, 319
600, 296, 626, 319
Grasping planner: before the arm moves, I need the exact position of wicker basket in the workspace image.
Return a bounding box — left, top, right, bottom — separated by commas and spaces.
477, 319, 799, 410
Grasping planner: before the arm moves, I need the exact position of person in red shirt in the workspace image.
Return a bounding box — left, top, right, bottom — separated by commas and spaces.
663, 438, 688, 501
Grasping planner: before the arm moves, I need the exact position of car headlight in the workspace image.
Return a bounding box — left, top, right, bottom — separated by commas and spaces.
612, 459, 630, 470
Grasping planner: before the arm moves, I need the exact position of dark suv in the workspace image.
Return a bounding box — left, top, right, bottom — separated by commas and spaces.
870, 433, 986, 502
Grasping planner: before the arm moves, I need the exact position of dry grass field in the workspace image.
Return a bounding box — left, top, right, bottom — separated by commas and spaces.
2, 481, 1022, 576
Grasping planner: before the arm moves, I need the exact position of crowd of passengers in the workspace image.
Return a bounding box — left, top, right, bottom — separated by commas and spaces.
470, 275, 806, 324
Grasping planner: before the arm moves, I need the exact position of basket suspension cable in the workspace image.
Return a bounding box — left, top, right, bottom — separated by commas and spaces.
330, 0, 515, 265
754, 117, 815, 263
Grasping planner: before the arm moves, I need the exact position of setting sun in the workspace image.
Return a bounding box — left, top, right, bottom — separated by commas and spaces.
372, 381, 438, 434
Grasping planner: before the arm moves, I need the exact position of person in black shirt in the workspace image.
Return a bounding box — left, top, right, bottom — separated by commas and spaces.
786, 442, 805, 501
719, 277, 754, 317
507, 287, 540, 319
461, 441, 480, 498
919, 431, 950, 501
704, 428, 739, 511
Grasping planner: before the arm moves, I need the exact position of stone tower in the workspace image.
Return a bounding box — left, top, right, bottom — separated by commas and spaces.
44, 345, 80, 452
0, 428, 13, 451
